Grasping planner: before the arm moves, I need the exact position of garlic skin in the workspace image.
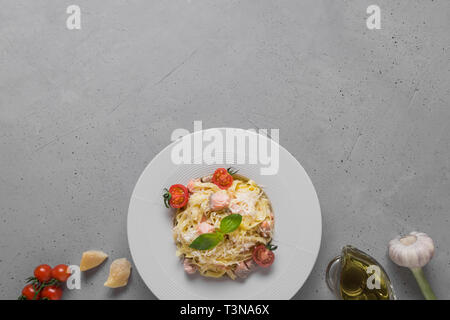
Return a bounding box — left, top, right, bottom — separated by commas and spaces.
389, 231, 434, 269
388, 231, 437, 300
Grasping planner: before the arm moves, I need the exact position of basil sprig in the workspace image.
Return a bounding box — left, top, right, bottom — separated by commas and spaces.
189, 214, 242, 250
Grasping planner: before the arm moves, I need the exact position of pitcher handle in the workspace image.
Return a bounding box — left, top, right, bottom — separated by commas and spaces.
325, 255, 341, 294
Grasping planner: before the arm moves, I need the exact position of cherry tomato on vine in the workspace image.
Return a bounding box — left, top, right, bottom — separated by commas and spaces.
34, 264, 52, 282
51, 264, 71, 282
21, 284, 40, 300
41, 285, 63, 300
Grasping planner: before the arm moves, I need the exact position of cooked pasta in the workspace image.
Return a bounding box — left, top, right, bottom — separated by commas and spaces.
172, 174, 274, 279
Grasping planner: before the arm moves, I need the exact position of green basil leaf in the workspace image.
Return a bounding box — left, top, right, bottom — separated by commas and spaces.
219, 214, 242, 234
189, 232, 223, 250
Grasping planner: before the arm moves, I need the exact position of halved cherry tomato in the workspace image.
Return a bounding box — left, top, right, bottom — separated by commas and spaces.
163, 184, 189, 208
169, 184, 188, 196
169, 194, 188, 208
252, 244, 275, 267
41, 285, 63, 300
34, 264, 52, 283
21, 284, 40, 300
51, 264, 71, 282
212, 168, 233, 189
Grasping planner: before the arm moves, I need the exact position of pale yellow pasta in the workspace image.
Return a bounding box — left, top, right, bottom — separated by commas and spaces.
172, 176, 274, 279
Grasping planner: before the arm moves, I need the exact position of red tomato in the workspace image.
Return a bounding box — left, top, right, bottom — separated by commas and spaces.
41, 285, 63, 300
169, 194, 188, 208
252, 245, 275, 267
169, 184, 188, 196
51, 264, 71, 282
21, 284, 40, 300
211, 168, 233, 189
34, 264, 52, 282
164, 184, 189, 208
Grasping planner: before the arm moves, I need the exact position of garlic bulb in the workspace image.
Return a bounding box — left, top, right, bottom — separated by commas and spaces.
389, 231, 434, 268
388, 231, 436, 300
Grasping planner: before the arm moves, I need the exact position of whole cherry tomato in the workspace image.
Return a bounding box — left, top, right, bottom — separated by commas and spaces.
41, 285, 63, 300
51, 264, 71, 282
21, 284, 40, 300
34, 264, 52, 282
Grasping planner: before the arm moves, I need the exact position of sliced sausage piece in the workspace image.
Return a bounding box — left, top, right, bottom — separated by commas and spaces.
244, 259, 256, 270
234, 259, 255, 278
209, 190, 230, 211
201, 174, 213, 183
259, 220, 273, 237
183, 259, 197, 274
197, 222, 215, 234
187, 179, 200, 193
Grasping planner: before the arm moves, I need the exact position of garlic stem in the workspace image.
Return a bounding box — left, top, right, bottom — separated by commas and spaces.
410, 268, 436, 300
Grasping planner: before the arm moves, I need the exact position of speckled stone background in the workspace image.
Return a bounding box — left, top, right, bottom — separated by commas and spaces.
1, 0, 449, 299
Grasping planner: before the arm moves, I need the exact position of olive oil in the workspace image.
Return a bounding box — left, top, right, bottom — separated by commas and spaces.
339, 246, 393, 300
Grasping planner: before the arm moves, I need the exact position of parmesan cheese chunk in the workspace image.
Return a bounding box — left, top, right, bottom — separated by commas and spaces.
79, 250, 108, 271
104, 258, 132, 288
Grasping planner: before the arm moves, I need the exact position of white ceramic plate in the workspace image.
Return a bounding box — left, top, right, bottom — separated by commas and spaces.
127, 128, 321, 299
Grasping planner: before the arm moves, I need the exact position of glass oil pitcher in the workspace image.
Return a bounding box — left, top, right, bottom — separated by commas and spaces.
325, 246, 396, 300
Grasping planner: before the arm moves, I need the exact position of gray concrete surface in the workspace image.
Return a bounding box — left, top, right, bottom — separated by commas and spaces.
1, 0, 449, 299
